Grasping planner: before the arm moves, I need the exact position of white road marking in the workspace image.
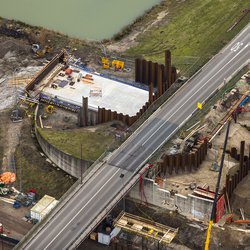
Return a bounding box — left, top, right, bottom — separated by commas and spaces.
113, 41, 249, 165
24, 24, 250, 250
44, 168, 121, 250
230, 42, 243, 52
141, 43, 248, 147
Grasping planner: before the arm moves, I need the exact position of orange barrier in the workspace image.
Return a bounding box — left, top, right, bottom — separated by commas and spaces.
0, 172, 16, 184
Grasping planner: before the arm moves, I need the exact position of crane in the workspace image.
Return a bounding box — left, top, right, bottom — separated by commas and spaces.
204, 120, 231, 250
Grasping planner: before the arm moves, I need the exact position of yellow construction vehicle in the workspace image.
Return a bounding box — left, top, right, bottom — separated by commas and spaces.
102, 57, 110, 69
45, 105, 54, 114
112, 60, 125, 70
37, 46, 53, 57
33, 45, 52, 58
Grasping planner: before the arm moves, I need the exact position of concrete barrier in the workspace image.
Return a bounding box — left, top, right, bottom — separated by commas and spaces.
35, 129, 92, 178
34, 105, 92, 178
129, 178, 213, 221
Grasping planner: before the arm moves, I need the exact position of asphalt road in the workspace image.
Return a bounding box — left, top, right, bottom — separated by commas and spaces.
20, 23, 250, 250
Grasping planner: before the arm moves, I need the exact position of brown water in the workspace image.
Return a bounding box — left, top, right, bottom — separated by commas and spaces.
0, 0, 161, 40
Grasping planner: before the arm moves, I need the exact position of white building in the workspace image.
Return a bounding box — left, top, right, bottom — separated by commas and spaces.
30, 195, 58, 222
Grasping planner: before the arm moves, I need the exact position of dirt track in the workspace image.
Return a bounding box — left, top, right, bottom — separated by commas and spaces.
0, 200, 32, 240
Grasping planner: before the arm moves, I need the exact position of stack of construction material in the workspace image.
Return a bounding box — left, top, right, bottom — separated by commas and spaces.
15, 191, 36, 207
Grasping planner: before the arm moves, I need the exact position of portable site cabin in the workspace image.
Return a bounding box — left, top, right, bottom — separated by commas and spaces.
30, 195, 58, 222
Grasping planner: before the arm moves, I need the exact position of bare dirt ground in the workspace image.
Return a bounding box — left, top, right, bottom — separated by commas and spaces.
0, 36, 42, 173
38, 105, 79, 130
0, 200, 32, 240
79, 199, 250, 250
0, 34, 76, 249
231, 174, 250, 216
0, 6, 249, 249
1, 116, 22, 172
166, 121, 250, 196
163, 77, 250, 195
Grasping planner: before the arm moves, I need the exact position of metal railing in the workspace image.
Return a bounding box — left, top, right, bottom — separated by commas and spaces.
15, 52, 216, 249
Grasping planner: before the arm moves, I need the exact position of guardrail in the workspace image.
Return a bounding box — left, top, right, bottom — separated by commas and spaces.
14, 104, 117, 249
70, 164, 152, 249
16, 33, 249, 248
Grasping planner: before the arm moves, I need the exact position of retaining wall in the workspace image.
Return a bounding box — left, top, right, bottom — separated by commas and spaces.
135, 50, 177, 90
35, 129, 91, 178
34, 105, 92, 178
97, 50, 178, 127
96, 101, 150, 126
129, 178, 213, 221
26, 50, 66, 92
156, 140, 208, 176
225, 141, 249, 198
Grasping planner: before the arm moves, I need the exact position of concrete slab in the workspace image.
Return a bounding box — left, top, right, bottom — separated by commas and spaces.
42, 65, 148, 116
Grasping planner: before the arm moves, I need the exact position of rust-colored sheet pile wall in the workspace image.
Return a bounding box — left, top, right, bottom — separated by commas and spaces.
156, 140, 208, 176
225, 141, 249, 198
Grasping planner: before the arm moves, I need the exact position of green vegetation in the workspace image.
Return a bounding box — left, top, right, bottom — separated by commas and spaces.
15, 147, 76, 200
38, 127, 117, 161
126, 0, 250, 76
14, 120, 76, 200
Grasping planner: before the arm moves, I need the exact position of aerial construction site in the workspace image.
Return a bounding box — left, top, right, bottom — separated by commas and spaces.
0, 1, 250, 250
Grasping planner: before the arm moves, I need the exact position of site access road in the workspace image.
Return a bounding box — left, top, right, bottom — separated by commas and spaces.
20, 23, 250, 250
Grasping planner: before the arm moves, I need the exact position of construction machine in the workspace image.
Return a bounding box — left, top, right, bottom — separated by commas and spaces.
32, 44, 52, 58
112, 60, 125, 71
205, 121, 231, 250
102, 58, 125, 71
45, 105, 54, 114
102, 57, 110, 69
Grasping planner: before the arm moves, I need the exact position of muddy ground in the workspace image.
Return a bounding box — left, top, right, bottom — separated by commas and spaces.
15, 117, 76, 199
0, 34, 76, 248
78, 199, 250, 250
0, 200, 32, 241
0, 2, 249, 249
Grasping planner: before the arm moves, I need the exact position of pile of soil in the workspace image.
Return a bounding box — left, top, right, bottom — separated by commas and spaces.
231, 174, 250, 216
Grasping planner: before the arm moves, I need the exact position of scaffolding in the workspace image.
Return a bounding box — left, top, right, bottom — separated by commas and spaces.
114, 212, 178, 245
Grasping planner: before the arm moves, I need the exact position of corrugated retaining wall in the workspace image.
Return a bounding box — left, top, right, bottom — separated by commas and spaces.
96, 50, 178, 127
26, 50, 66, 92
225, 141, 249, 198
96, 101, 151, 126
34, 105, 92, 178
156, 140, 208, 176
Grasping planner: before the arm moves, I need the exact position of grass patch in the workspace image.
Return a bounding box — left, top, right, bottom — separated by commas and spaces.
147, 65, 250, 164
15, 147, 75, 200
179, 66, 250, 137
126, 0, 250, 76
14, 120, 76, 200
0, 111, 9, 170
38, 127, 117, 161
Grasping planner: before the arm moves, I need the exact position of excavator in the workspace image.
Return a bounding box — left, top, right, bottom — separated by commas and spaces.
32, 44, 52, 58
